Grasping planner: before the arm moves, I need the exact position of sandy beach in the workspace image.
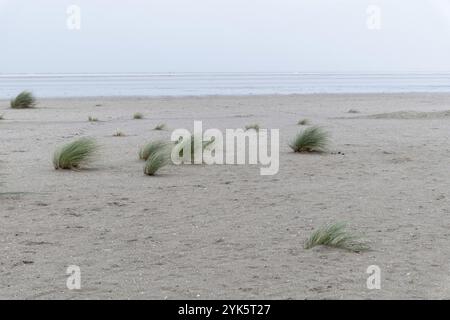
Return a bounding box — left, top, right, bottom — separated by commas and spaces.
1, 93, 450, 299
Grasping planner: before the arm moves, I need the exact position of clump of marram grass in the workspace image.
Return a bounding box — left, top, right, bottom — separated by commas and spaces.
245, 124, 260, 131
153, 123, 167, 130
289, 126, 329, 153
297, 119, 310, 126
88, 116, 98, 122
53, 138, 98, 170
10, 91, 36, 109
113, 130, 125, 137
175, 135, 214, 163
133, 112, 144, 119
139, 140, 170, 161
144, 150, 170, 176
304, 222, 369, 252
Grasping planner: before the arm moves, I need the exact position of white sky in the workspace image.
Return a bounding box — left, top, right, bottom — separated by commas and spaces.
1, 0, 450, 73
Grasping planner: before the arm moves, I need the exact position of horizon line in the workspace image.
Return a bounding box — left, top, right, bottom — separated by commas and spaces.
2, 71, 450, 76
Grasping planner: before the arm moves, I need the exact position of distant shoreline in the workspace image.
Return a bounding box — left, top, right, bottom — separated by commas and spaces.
1, 72, 449, 99
2, 91, 450, 102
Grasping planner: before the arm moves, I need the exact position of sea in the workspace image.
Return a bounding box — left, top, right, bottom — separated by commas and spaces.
1, 72, 450, 98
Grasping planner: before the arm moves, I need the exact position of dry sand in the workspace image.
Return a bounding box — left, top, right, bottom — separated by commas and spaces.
1, 93, 450, 299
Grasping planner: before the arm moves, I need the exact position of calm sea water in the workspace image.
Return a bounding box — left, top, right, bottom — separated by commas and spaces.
1, 73, 450, 98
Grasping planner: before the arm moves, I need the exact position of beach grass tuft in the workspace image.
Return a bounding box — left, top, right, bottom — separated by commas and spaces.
113, 130, 125, 137
88, 116, 98, 122
53, 137, 98, 170
0, 114, 4, 120
348, 109, 360, 114
144, 150, 170, 176
245, 124, 260, 131
139, 140, 170, 161
297, 119, 310, 126
289, 126, 329, 153
304, 222, 369, 252
153, 123, 167, 130
175, 135, 215, 163
133, 112, 144, 119
10, 91, 36, 109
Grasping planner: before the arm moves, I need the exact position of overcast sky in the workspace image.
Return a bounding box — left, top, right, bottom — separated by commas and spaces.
1, 0, 450, 73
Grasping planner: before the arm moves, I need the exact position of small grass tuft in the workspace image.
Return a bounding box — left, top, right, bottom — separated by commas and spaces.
53, 138, 98, 170
245, 124, 260, 131
289, 126, 329, 153
348, 109, 360, 114
133, 112, 144, 119
144, 150, 170, 176
139, 140, 170, 161
297, 119, 310, 126
304, 222, 369, 252
88, 116, 98, 122
153, 123, 167, 130
10, 91, 36, 109
113, 130, 125, 137
175, 135, 214, 163
0, 114, 4, 120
